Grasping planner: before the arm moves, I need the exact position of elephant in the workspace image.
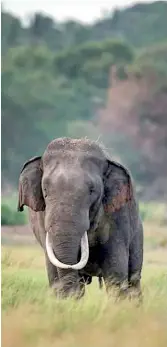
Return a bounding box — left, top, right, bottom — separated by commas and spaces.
18, 137, 143, 299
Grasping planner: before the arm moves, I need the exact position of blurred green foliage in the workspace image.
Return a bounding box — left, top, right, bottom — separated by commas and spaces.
1, 2, 167, 203
1, 39, 133, 185
1, 203, 28, 226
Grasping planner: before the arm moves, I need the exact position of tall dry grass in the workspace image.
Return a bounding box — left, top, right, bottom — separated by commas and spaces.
2, 222, 167, 347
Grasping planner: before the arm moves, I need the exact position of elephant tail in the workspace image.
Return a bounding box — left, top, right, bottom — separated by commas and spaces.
98, 275, 103, 289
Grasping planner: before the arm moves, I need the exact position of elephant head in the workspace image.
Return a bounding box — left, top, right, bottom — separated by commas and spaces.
18, 138, 133, 297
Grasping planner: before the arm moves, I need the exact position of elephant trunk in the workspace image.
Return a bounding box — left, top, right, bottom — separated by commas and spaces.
46, 231, 89, 270
45, 227, 88, 298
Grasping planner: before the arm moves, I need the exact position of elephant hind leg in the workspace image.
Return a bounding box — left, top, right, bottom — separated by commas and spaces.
128, 226, 143, 301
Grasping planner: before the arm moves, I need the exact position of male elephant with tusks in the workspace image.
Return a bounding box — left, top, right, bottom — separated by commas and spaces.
18, 138, 143, 299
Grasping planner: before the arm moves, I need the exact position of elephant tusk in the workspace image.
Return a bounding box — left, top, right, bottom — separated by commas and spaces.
46, 231, 89, 270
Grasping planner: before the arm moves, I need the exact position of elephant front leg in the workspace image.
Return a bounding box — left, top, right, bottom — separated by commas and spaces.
45, 252, 59, 288
100, 243, 129, 299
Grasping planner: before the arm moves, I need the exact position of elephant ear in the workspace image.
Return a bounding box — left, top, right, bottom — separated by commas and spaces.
103, 158, 136, 215
18, 156, 45, 212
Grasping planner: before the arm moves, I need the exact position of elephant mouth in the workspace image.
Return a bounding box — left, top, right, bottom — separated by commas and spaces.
46, 231, 89, 270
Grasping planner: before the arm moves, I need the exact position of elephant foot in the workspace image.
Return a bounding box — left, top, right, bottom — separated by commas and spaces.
51, 277, 85, 299
105, 279, 129, 301
105, 275, 142, 304
129, 274, 143, 305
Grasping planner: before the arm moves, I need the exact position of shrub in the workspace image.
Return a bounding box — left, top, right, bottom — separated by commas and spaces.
1, 202, 27, 226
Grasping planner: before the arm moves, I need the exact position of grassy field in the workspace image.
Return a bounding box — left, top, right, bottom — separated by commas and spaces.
2, 222, 167, 347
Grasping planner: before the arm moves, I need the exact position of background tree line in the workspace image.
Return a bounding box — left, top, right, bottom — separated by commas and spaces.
1, 1, 167, 203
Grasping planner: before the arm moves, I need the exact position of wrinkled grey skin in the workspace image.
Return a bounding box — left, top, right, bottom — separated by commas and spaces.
18, 138, 143, 299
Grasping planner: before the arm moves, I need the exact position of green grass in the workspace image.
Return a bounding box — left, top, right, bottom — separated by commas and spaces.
2, 232, 167, 347
139, 201, 166, 224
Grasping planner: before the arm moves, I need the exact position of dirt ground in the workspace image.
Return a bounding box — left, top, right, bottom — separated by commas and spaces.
1, 225, 37, 245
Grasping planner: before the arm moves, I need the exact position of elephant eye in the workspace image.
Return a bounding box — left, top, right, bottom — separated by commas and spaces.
89, 186, 95, 195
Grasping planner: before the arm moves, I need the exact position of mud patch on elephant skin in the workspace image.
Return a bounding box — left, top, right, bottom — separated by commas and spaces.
104, 183, 131, 214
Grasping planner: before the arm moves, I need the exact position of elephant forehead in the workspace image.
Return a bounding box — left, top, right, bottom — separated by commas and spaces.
43, 150, 106, 172
42, 150, 81, 167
